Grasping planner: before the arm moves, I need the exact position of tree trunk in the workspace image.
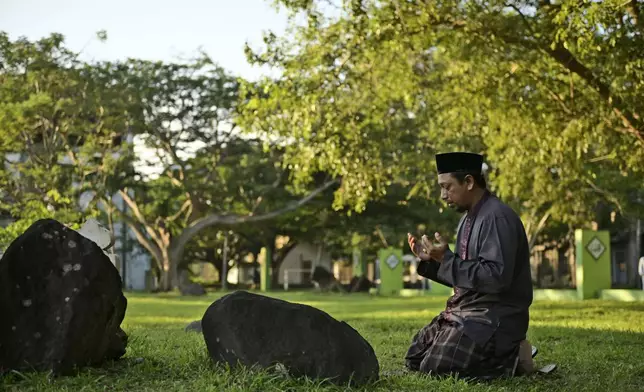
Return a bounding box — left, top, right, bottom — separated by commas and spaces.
269, 241, 279, 288
169, 179, 338, 267
164, 179, 337, 290
568, 234, 577, 288
159, 267, 171, 292
156, 251, 175, 291
528, 211, 551, 251
115, 179, 338, 292
271, 240, 299, 287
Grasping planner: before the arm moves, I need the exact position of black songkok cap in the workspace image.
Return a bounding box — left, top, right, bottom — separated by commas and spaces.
435, 152, 484, 174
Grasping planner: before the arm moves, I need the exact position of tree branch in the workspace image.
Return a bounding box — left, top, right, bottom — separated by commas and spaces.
274, 239, 299, 264
506, 39, 644, 143
585, 178, 624, 214
375, 225, 389, 248
168, 199, 192, 222
118, 189, 163, 244
529, 209, 552, 250
169, 178, 340, 262
155, 125, 187, 182
499, 4, 644, 142
250, 170, 286, 214
105, 200, 163, 270
544, 44, 640, 127
625, 0, 642, 30
165, 171, 183, 188
523, 69, 573, 115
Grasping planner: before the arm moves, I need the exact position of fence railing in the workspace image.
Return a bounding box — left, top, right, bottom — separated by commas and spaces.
530, 244, 576, 289
282, 268, 313, 291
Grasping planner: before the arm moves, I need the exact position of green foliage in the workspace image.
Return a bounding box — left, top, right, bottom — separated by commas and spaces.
238, 0, 644, 242
0, 32, 133, 248
0, 192, 84, 247
0, 31, 452, 288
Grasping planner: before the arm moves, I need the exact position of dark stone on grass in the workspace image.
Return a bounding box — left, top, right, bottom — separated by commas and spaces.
311, 266, 346, 293
178, 270, 206, 296
349, 275, 373, 293
311, 266, 333, 286
179, 283, 207, 296
0, 219, 128, 375
184, 320, 202, 333
201, 291, 379, 385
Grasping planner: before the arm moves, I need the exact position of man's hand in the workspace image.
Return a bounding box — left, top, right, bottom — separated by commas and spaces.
427, 232, 448, 262
407, 233, 431, 261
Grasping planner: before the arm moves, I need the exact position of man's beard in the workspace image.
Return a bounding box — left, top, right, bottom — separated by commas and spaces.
447, 201, 467, 213
454, 205, 467, 213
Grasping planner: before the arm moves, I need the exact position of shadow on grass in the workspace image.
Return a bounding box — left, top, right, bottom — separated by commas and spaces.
2, 324, 644, 392
123, 291, 449, 320
533, 300, 644, 312
4, 292, 644, 391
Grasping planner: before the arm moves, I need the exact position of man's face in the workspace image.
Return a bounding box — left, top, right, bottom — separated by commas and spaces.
438, 173, 473, 213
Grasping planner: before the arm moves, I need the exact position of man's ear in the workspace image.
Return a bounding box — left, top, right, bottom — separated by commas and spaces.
465, 174, 475, 191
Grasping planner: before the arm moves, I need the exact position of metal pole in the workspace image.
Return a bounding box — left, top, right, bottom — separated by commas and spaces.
284, 269, 289, 291
222, 234, 228, 291
120, 196, 128, 289
636, 218, 642, 288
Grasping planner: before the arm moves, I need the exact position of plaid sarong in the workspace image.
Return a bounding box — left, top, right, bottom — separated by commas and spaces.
404, 314, 519, 380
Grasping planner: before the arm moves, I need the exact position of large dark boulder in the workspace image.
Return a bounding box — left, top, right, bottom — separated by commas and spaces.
201, 291, 379, 385
0, 219, 128, 375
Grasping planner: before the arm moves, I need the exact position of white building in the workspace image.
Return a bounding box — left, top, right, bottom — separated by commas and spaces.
277, 242, 333, 286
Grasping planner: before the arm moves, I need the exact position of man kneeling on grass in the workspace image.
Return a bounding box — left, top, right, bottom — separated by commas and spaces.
405, 152, 536, 380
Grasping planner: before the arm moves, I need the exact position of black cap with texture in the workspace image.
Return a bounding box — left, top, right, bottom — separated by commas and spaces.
435, 152, 483, 174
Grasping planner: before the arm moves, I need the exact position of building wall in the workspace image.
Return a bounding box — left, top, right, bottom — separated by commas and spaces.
96, 191, 154, 291
226, 263, 256, 285
612, 219, 644, 288
277, 242, 332, 285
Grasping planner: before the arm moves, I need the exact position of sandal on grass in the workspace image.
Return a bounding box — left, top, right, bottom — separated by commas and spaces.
536, 363, 557, 375
529, 346, 557, 375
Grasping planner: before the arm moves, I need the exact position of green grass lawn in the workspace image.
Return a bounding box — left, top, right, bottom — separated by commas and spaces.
3, 291, 644, 391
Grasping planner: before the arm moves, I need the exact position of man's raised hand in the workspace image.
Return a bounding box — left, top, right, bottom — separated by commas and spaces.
407, 233, 432, 261
427, 232, 448, 262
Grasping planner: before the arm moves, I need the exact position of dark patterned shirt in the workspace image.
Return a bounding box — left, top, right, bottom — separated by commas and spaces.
450, 191, 491, 305
459, 191, 491, 261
